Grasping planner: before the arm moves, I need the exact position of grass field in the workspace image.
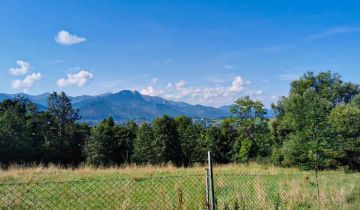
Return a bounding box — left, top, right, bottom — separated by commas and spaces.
0, 163, 359, 209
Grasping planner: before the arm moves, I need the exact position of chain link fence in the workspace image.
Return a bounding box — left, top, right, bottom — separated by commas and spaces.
0, 175, 206, 210
213, 173, 360, 210
1, 172, 359, 210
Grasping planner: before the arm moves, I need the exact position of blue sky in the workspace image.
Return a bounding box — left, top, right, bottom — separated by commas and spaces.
1, 0, 360, 107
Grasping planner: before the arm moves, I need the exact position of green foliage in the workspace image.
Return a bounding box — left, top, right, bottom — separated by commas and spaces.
0, 98, 41, 164
47, 91, 80, 137
329, 104, 360, 170
279, 89, 334, 169
175, 116, 207, 166
272, 71, 360, 170
152, 115, 181, 165
84, 117, 138, 166
2, 71, 360, 171
231, 96, 271, 162
329, 104, 360, 137
290, 71, 359, 105
238, 138, 252, 162
206, 118, 238, 163
84, 117, 116, 166
133, 123, 155, 164
44, 92, 82, 164
114, 121, 137, 164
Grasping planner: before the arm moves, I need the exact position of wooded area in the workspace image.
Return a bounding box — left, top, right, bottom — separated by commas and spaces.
1, 71, 360, 170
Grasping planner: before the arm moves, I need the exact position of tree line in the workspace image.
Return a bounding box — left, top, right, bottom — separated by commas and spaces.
1, 71, 360, 170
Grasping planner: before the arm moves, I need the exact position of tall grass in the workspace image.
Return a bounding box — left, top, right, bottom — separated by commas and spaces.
1, 163, 359, 209
0, 163, 307, 183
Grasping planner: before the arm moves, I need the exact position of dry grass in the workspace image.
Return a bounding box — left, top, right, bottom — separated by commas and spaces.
0, 162, 309, 183
1, 163, 359, 209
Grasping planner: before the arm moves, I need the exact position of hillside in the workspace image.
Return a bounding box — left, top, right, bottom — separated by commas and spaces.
0, 91, 229, 121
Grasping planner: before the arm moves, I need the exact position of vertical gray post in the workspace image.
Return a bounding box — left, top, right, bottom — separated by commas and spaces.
205, 168, 209, 210
208, 151, 215, 210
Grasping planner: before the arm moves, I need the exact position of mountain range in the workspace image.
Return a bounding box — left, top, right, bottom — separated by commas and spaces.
0, 90, 232, 122
0, 91, 276, 122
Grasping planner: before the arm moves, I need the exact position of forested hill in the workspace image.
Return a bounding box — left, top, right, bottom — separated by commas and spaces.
0, 90, 230, 121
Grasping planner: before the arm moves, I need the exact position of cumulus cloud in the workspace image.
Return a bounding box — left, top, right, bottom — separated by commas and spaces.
12, 73, 41, 90
55, 30, 86, 45
140, 86, 155, 96
141, 85, 165, 96
138, 74, 274, 107
229, 76, 246, 92
139, 76, 254, 106
57, 70, 93, 87
9, 60, 31, 76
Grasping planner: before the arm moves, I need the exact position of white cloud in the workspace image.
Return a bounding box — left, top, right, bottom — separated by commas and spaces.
229, 76, 246, 92
12, 73, 41, 90
9, 60, 31, 76
57, 70, 93, 87
175, 80, 187, 89
141, 86, 155, 96
139, 75, 253, 106
55, 30, 86, 45
141, 86, 164, 96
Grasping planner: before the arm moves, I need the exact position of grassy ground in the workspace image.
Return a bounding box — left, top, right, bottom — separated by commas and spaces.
0, 163, 359, 209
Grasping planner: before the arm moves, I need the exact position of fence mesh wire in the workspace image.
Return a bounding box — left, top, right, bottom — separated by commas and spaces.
0, 175, 206, 210
1, 172, 360, 210
213, 172, 360, 210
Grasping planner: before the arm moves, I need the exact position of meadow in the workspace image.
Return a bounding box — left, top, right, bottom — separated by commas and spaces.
0, 163, 359, 209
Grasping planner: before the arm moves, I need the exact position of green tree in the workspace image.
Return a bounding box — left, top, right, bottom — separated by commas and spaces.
47, 92, 80, 137
230, 96, 271, 162
113, 121, 137, 164
207, 119, 237, 163
133, 123, 155, 164
175, 116, 208, 165
152, 115, 181, 165
271, 71, 360, 169
207, 126, 226, 163
329, 104, 360, 170
44, 92, 82, 164
70, 123, 91, 164
290, 71, 359, 106
0, 98, 41, 164
84, 117, 116, 166
281, 90, 333, 169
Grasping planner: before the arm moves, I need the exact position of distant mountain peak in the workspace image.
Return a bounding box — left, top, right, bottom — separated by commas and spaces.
0, 91, 229, 122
